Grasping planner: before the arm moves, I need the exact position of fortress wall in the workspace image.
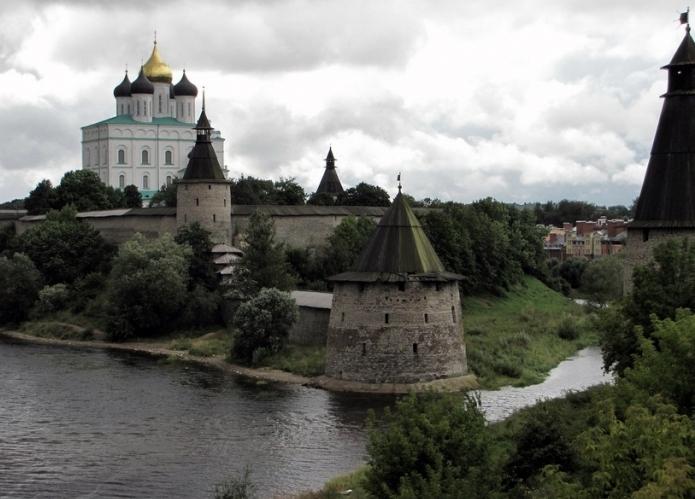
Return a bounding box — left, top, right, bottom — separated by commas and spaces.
325, 281, 467, 384
624, 227, 695, 293
289, 306, 331, 346
232, 213, 382, 248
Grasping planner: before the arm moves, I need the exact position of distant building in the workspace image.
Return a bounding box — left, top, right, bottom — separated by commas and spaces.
325, 188, 467, 384
314, 147, 344, 200
81, 41, 225, 204
625, 24, 695, 287
543, 219, 626, 260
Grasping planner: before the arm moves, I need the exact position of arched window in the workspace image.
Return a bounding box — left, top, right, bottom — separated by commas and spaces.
166, 175, 172, 186
159, 94, 162, 113
141, 149, 149, 165
85, 149, 90, 166
165, 150, 173, 165
117, 149, 125, 164
137, 100, 140, 115
143, 174, 149, 190
188, 102, 191, 116
119, 174, 125, 189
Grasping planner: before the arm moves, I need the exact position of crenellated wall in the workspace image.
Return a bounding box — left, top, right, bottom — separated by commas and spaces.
325, 280, 467, 383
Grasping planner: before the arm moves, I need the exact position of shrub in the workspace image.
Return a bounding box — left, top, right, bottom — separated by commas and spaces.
0, 253, 42, 324
365, 392, 492, 498
494, 360, 523, 378
556, 318, 579, 341
231, 288, 298, 363
34, 283, 70, 316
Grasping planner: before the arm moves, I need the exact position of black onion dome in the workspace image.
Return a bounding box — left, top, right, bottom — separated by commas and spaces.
113, 72, 131, 97
130, 67, 154, 94
174, 71, 198, 97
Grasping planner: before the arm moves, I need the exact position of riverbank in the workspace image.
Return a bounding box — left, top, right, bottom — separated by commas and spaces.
0, 329, 477, 394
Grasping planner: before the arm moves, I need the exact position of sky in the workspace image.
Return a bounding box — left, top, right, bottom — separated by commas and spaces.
0, 0, 689, 205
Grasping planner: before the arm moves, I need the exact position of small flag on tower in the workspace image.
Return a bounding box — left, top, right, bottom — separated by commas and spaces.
680, 9, 689, 25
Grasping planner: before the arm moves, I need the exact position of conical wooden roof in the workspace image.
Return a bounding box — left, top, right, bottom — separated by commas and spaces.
180, 109, 227, 182
330, 191, 461, 282
633, 29, 695, 228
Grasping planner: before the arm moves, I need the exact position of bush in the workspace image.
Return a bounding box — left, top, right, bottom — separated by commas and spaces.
0, 253, 42, 324
365, 392, 491, 498
34, 283, 70, 316
104, 234, 190, 341
231, 288, 298, 363
556, 317, 579, 341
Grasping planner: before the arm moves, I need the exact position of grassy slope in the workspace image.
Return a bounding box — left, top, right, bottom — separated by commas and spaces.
463, 275, 597, 389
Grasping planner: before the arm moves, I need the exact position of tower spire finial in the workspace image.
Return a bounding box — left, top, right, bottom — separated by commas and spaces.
397, 172, 402, 193
154, 29, 157, 45
202, 86, 206, 111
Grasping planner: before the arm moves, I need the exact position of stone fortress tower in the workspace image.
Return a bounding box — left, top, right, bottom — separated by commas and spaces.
315, 147, 344, 200
625, 23, 695, 286
324, 183, 467, 384
82, 39, 225, 204
176, 100, 232, 244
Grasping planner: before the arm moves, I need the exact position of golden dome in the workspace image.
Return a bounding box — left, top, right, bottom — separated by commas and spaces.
143, 43, 172, 84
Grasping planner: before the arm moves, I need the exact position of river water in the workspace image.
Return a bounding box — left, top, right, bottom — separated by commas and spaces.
0, 339, 611, 498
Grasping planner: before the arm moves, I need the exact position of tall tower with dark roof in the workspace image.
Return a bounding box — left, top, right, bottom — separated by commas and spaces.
315, 147, 344, 200
325, 187, 467, 384
625, 24, 695, 287
176, 103, 232, 243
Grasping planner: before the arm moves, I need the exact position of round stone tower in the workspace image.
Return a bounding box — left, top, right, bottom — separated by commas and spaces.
325, 188, 467, 384
176, 103, 232, 244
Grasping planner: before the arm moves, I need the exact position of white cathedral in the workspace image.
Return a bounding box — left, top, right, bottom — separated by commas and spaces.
81, 41, 226, 203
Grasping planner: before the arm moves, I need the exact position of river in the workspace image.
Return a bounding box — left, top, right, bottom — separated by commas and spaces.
0, 339, 611, 498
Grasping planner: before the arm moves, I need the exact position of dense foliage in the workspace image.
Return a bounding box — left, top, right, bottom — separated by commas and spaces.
580, 255, 624, 304
531, 199, 631, 226
149, 182, 177, 207
0, 253, 42, 324
231, 288, 298, 364
17, 206, 115, 285
236, 211, 294, 293
104, 234, 191, 341
123, 185, 142, 208
229, 176, 305, 205
421, 198, 547, 295
335, 182, 390, 207
365, 392, 491, 498
599, 238, 695, 374
24, 171, 141, 214
175, 222, 218, 290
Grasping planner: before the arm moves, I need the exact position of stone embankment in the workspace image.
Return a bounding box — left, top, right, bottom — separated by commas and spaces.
0, 330, 477, 394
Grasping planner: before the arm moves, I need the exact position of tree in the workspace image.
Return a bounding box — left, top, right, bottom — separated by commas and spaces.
0, 253, 42, 324
600, 238, 695, 374
149, 182, 177, 207
231, 288, 298, 363
580, 256, 624, 304
230, 176, 275, 205
336, 182, 390, 206
123, 185, 142, 208
25, 179, 55, 215
237, 210, 294, 292
558, 257, 587, 289
321, 216, 376, 277
105, 233, 191, 340
175, 222, 218, 290
273, 177, 305, 205
53, 170, 120, 212
17, 206, 115, 285
365, 392, 491, 498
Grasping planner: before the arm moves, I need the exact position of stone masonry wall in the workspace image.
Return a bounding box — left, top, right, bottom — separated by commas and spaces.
623, 228, 695, 292
289, 307, 330, 346
326, 281, 467, 383
177, 182, 232, 244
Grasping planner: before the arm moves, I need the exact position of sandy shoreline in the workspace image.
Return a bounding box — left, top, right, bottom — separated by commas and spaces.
0, 329, 478, 394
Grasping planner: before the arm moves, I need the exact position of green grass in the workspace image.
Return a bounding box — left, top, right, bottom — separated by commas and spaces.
463, 276, 597, 389
257, 345, 326, 377
168, 330, 232, 358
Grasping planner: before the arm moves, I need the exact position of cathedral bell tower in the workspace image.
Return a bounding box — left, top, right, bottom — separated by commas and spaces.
176, 100, 232, 244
